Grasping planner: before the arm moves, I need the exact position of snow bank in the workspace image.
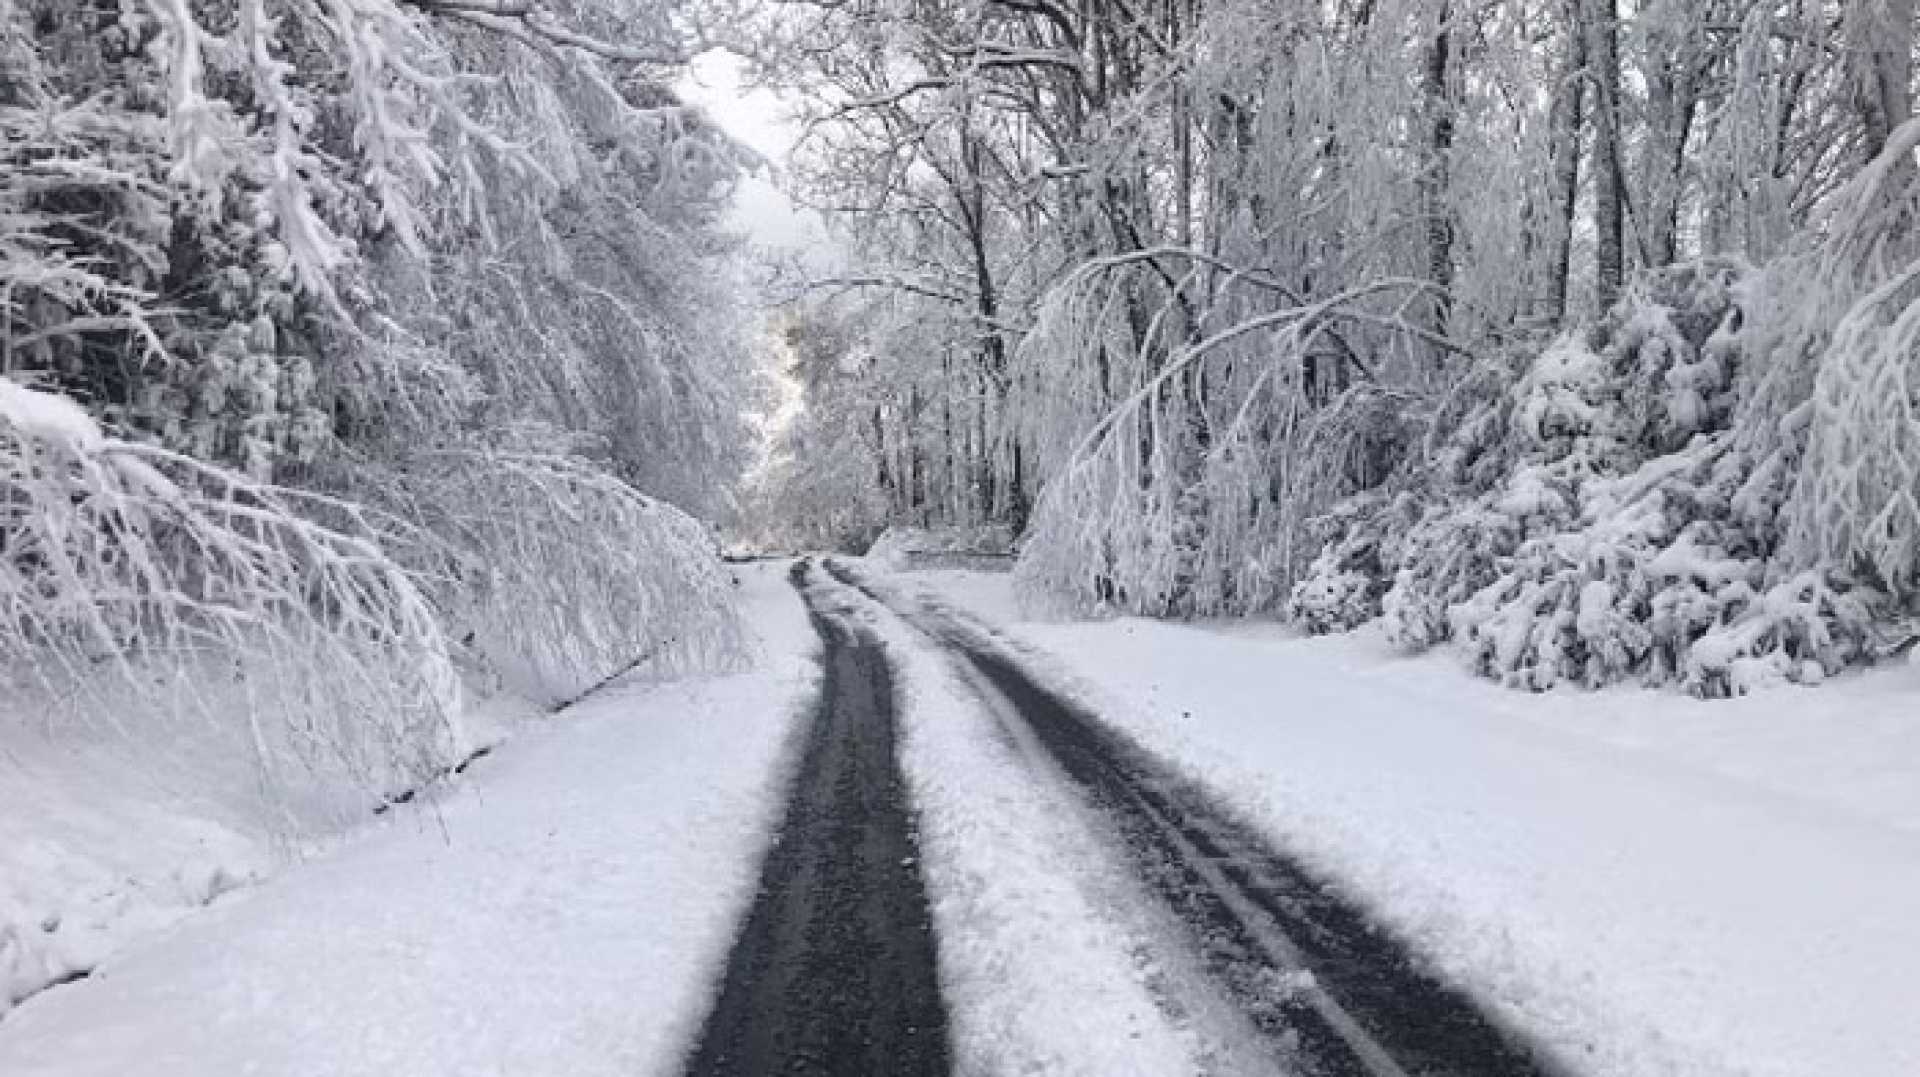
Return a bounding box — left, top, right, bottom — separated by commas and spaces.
0, 664, 548, 1020
0, 735, 270, 1017
907, 567, 1920, 1077
0, 561, 814, 1076
864, 525, 1016, 571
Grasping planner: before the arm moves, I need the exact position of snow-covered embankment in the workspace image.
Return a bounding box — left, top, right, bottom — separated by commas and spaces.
0, 562, 815, 1077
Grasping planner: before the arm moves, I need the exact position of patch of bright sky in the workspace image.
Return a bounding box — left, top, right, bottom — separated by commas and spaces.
676, 49, 825, 479
676, 49, 834, 263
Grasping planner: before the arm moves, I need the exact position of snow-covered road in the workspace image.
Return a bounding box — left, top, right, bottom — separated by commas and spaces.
827, 560, 1554, 1076
685, 566, 948, 1075
6, 558, 1914, 1077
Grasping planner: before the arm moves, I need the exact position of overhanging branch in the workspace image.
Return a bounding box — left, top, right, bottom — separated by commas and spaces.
405, 0, 688, 65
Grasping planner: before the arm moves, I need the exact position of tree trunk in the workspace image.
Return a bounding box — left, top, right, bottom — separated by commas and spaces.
1172, 0, 1194, 251
1420, 0, 1456, 332
871, 406, 891, 497
1643, 17, 1704, 269
1587, 0, 1625, 313
1849, 0, 1915, 161
1546, 0, 1586, 324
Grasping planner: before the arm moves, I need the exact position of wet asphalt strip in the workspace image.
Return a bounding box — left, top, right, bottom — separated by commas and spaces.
822, 559, 1567, 1077
683, 561, 950, 1077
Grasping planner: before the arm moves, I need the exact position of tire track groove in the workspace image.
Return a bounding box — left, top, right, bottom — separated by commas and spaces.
683, 561, 949, 1077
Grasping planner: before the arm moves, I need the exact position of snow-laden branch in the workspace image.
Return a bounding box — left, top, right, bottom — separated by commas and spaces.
406, 0, 689, 64
0, 377, 459, 814
1012, 250, 1467, 616
392, 448, 743, 699
1065, 277, 1450, 464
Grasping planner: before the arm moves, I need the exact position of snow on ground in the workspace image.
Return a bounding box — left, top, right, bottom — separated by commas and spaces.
822, 584, 1259, 1077
893, 566, 1920, 1077
0, 732, 276, 1016
0, 560, 815, 1077
864, 524, 1017, 571
1, 628, 568, 1017
1, 684, 540, 1019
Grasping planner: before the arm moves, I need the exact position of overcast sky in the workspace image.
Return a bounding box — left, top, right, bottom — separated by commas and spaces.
675, 50, 832, 261
674, 50, 826, 453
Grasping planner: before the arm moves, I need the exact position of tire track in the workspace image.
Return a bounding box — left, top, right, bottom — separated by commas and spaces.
825, 560, 1565, 1077
683, 561, 950, 1077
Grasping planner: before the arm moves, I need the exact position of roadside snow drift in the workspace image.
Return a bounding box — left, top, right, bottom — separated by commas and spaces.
0, 562, 815, 1077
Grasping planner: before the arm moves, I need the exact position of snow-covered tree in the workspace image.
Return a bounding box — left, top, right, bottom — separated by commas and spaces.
3, 0, 759, 810
756, 0, 1920, 696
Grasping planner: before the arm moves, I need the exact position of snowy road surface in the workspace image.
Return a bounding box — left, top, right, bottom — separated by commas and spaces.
4, 557, 1914, 1076
685, 566, 948, 1074
822, 560, 1552, 1076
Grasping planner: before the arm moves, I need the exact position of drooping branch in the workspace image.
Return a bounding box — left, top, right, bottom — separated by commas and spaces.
405, 0, 688, 65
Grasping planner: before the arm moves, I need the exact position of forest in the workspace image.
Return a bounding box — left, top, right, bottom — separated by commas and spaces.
4, 0, 1920, 833
756, 0, 1920, 697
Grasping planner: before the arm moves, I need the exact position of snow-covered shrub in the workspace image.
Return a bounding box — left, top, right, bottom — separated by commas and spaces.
1390, 262, 1792, 690
864, 524, 1016, 570
1682, 570, 1875, 695
1379, 500, 1525, 650
0, 378, 458, 809
1294, 235, 1916, 696
1287, 490, 1420, 633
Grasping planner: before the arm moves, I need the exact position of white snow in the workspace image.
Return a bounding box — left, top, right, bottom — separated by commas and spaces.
1, 667, 545, 1019
1, 729, 273, 1017
898, 565, 1920, 1077
0, 377, 104, 453
864, 525, 1017, 571
0, 561, 815, 1077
